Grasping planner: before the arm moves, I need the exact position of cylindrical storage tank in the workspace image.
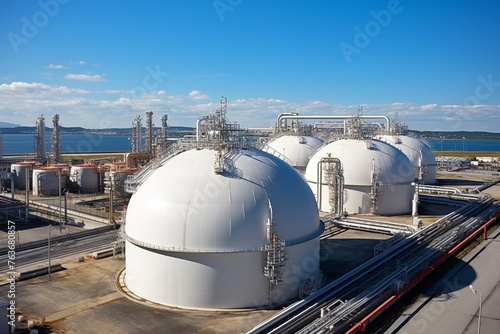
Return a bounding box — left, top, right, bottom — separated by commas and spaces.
376, 135, 436, 184
11, 163, 37, 190
32, 168, 66, 196
124, 148, 323, 310
70, 164, 99, 193
305, 139, 416, 215
11, 164, 29, 190
264, 135, 324, 170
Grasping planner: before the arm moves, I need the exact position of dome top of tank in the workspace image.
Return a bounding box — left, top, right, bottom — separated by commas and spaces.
306, 138, 416, 186
125, 148, 321, 252
375, 135, 436, 184
264, 135, 324, 168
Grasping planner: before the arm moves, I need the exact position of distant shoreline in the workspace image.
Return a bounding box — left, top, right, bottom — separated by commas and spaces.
434, 151, 500, 158
4, 150, 498, 162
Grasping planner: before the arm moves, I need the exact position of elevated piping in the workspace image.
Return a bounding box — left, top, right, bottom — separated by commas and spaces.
196, 116, 210, 142
276, 114, 391, 134
345, 210, 500, 334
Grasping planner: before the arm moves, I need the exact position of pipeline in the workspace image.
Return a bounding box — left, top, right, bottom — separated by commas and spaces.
275, 114, 391, 134
345, 210, 500, 334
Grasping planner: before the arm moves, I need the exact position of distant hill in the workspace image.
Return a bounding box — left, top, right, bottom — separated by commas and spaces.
0, 122, 20, 128
1, 126, 499, 140
410, 130, 500, 140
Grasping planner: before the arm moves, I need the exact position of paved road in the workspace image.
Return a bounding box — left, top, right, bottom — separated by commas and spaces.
0, 230, 118, 274
381, 227, 500, 333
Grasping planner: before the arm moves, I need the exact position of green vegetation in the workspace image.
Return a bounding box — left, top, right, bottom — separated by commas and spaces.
434, 151, 500, 159
411, 130, 500, 140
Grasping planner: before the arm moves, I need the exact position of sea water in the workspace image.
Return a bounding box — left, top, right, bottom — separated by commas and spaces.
1, 134, 499, 155
2, 134, 133, 155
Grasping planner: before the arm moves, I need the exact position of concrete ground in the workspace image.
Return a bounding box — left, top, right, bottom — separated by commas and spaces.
5, 258, 274, 334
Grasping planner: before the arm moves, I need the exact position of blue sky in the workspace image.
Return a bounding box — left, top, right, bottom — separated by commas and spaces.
1, 0, 500, 131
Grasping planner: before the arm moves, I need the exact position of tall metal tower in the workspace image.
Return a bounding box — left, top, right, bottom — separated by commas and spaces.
131, 116, 142, 152
35, 115, 46, 160
51, 114, 61, 162
160, 114, 168, 146
0, 131, 3, 159
145, 111, 153, 155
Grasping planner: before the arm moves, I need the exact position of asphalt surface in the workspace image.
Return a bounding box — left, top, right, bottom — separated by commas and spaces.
0, 230, 118, 276
381, 226, 500, 333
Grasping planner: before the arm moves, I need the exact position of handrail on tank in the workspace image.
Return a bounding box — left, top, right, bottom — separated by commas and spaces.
275, 113, 391, 134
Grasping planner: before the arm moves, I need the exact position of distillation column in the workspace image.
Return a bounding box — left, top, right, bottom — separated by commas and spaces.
35, 115, 46, 161
51, 114, 61, 162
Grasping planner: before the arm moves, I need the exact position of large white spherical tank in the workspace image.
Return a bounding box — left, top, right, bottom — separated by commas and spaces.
376, 135, 436, 184
305, 139, 416, 215
125, 148, 322, 309
32, 169, 66, 196
70, 165, 99, 193
264, 135, 324, 169
11, 164, 30, 190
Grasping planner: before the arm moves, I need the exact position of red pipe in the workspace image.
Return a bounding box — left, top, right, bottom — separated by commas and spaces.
345, 211, 500, 334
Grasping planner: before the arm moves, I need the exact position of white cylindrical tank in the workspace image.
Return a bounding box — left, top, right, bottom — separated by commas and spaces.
264, 135, 324, 169
70, 164, 99, 193
376, 135, 436, 184
125, 148, 322, 310
33, 168, 66, 196
305, 139, 416, 215
11, 163, 32, 190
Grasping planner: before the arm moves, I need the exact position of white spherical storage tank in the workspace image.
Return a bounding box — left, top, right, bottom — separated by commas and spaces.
264, 135, 324, 169
305, 139, 416, 215
70, 164, 99, 193
124, 148, 323, 310
376, 135, 437, 184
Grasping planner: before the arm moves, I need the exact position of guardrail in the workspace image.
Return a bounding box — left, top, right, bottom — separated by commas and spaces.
0, 225, 115, 255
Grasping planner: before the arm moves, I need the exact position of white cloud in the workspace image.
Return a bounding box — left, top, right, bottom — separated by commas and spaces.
48, 64, 65, 69
0, 81, 89, 96
65, 73, 105, 82
421, 104, 438, 111
188, 90, 208, 100
1, 81, 499, 131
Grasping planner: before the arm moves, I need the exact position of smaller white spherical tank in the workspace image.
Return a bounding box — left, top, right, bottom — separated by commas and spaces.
70, 165, 99, 193
11, 164, 30, 190
264, 135, 324, 170
305, 139, 416, 215
376, 135, 436, 184
32, 168, 66, 196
